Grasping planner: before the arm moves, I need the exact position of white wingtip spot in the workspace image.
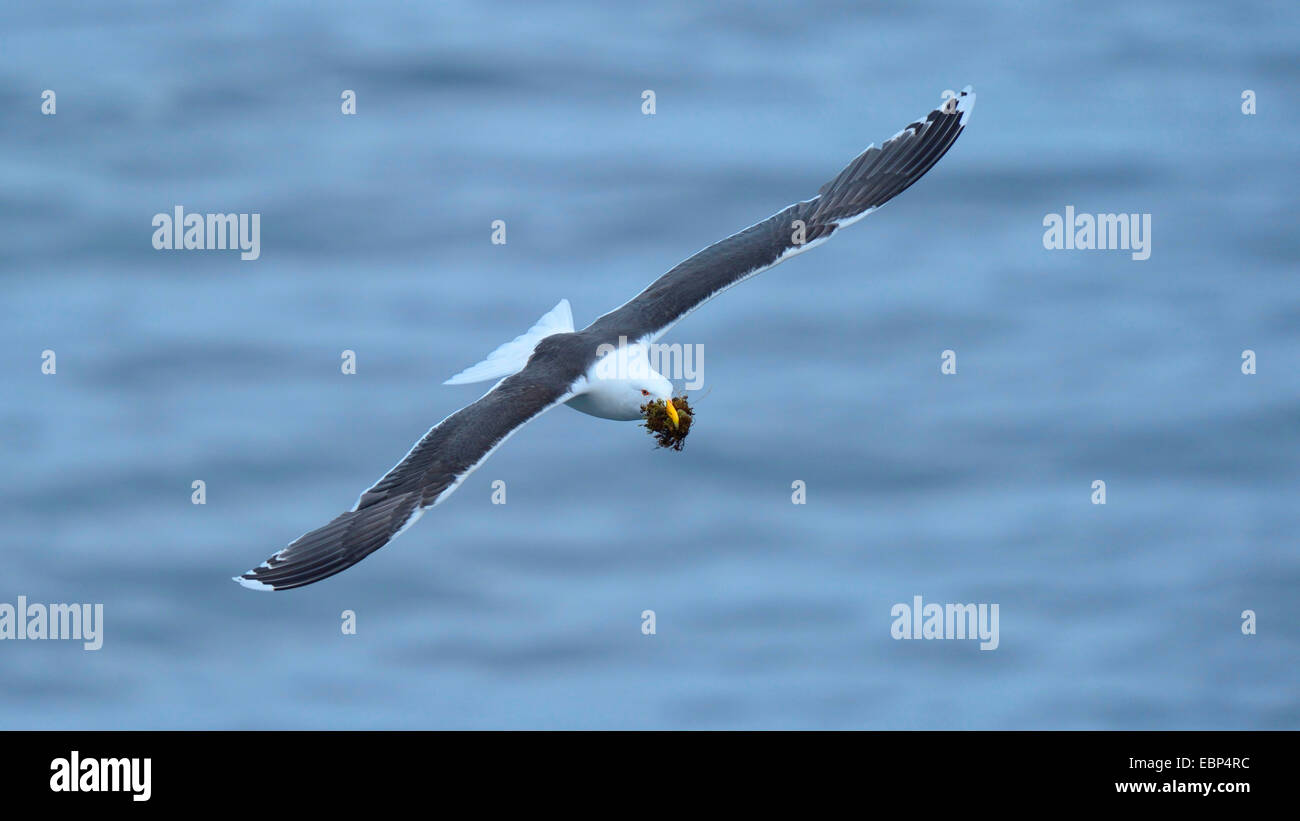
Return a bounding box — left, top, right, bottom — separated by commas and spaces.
233, 574, 274, 591
957, 85, 975, 126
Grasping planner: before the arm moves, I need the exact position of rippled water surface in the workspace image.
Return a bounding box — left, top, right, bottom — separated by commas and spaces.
1, 0, 1297, 728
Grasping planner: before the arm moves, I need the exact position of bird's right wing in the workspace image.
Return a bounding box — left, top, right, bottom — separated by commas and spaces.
235, 363, 575, 591
585, 87, 974, 343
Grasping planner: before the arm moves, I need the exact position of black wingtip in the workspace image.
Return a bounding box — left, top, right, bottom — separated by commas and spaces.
234, 492, 423, 591
810, 85, 974, 227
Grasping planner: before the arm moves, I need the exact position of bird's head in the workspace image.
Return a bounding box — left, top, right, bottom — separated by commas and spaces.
635, 375, 678, 427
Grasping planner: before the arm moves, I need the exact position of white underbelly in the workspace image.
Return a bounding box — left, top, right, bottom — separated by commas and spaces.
564, 391, 643, 421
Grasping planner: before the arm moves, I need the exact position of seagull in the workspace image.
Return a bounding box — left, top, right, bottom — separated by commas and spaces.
235, 87, 975, 590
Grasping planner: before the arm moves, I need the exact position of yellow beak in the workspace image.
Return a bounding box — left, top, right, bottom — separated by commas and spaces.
664, 398, 680, 428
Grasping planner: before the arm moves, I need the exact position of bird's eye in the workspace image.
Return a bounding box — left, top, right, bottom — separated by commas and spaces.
640, 389, 650, 396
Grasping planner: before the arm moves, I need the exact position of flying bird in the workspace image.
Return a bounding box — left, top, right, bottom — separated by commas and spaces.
236, 87, 975, 590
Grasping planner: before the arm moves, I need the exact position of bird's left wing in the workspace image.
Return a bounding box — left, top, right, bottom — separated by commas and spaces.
585, 87, 974, 343
235, 364, 575, 591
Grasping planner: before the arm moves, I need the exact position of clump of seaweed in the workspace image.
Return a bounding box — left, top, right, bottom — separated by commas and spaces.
641, 395, 694, 451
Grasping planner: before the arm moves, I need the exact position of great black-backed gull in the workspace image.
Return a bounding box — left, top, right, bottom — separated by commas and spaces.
235, 87, 975, 590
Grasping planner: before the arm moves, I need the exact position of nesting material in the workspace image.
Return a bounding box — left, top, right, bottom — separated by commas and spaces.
641, 395, 694, 451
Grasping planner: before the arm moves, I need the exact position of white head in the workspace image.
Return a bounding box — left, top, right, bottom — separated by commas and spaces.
567, 341, 679, 423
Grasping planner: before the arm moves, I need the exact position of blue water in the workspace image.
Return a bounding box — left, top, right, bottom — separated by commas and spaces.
1, 0, 1297, 729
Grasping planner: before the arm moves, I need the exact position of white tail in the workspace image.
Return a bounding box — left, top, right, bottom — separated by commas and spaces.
443, 299, 575, 385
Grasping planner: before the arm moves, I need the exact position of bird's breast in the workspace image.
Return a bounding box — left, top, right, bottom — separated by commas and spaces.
564, 385, 644, 421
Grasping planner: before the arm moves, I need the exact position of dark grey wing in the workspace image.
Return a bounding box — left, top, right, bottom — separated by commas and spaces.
235, 363, 576, 591
585, 87, 974, 343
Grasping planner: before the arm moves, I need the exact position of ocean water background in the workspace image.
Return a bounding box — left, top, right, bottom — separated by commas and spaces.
1, 0, 1296, 729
